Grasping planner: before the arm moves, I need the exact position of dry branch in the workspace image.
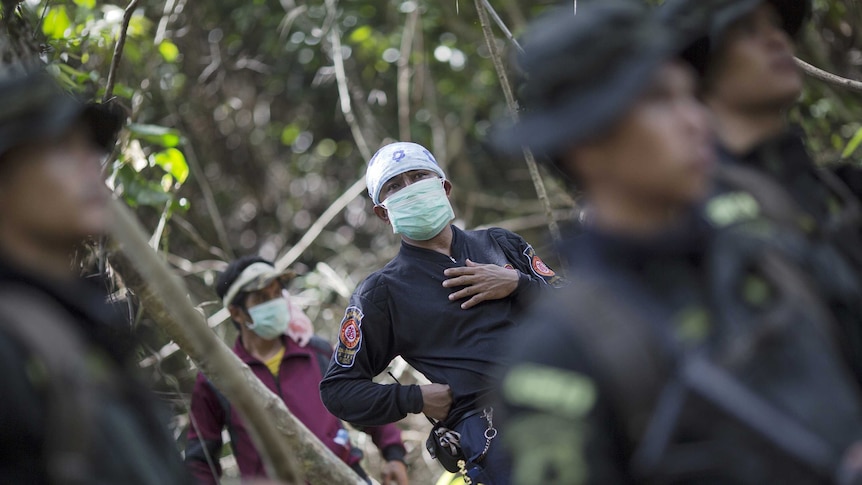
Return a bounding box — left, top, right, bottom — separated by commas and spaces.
275, 177, 366, 273
272, 3, 381, 274
109, 198, 367, 484
474, 0, 561, 243
796, 57, 862, 94
397, 7, 420, 141
103, 0, 139, 102
481, 0, 523, 54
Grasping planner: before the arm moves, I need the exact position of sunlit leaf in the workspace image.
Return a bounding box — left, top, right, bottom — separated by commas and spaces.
153, 148, 189, 184
281, 124, 300, 145
116, 165, 173, 208
842, 127, 862, 159
349, 25, 372, 43
42, 7, 72, 40
73, 0, 96, 9
127, 14, 152, 39
128, 123, 181, 148
158, 40, 180, 63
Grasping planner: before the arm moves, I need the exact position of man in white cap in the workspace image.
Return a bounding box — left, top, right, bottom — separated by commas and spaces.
186, 256, 409, 485
320, 142, 564, 484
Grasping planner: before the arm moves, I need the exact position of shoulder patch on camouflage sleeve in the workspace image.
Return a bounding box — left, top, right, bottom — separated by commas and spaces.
335, 306, 363, 367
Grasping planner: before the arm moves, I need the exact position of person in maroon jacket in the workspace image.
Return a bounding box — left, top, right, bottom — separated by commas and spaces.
185, 256, 409, 485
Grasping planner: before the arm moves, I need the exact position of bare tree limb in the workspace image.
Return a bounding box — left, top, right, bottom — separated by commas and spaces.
481, 0, 523, 54
108, 199, 300, 483
274, 177, 366, 272
109, 198, 367, 484
174, 123, 236, 259
474, 0, 561, 243
796, 57, 862, 94
397, 7, 420, 141
327, 7, 372, 161
103, 0, 139, 102
271, 0, 381, 274
472, 209, 574, 233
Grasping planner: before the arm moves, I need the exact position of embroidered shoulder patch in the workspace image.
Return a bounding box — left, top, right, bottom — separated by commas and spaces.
335, 306, 363, 367
523, 245, 556, 278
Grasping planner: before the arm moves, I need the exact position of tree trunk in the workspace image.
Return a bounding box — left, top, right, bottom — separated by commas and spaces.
108, 198, 367, 485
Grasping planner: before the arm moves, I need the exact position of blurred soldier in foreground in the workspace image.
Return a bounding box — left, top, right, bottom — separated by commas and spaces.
667, 0, 862, 270
186, 256, 408, 485
493, 2, 862, 484
321, 142, 565, 484
661, 0, 862, 383
0, 67, 190, 483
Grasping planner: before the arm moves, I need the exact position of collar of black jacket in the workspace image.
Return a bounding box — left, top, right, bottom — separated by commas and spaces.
719, 129, 811, 178
565, 208, 713, 272
398, 224, 465, 263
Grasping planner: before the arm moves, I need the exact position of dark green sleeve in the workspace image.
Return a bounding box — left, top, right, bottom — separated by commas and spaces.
498, 314, 632, 485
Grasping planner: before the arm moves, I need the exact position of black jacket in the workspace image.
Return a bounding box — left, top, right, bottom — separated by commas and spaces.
499, 218, 862, 484
320, 225, 563, 427
0, 260, 190, 485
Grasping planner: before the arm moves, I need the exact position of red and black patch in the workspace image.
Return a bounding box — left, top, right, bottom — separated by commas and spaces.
531, 255, 555, 278
335, 306, 363, 367
523, 245, 559, 283
340, 317, 360, 349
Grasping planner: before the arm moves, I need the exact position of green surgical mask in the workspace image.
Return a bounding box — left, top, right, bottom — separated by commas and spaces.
381, 177, 454, 241
247, 297, 291, 340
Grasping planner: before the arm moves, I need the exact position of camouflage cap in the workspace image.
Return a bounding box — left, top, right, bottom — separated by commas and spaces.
492, 0, 677, 157
659, 0, 811, 74
0, 67, 125, 158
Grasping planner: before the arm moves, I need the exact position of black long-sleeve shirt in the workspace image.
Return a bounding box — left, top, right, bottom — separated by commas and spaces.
499, 220, 862, 484
320, 225, 563, 426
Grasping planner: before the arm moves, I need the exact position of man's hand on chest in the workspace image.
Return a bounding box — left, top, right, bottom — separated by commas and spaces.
442, 259, 520, 309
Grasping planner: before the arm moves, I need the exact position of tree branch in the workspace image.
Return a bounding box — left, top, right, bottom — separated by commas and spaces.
109, 198, 367, 484
103, 0, 139, 102
480, 0, 523, 54
271, 0, 382, 274
274, 177, 366, 273
327, 6, 372, 161
796, 57, 862, 94
397, 7, 419, 141
474, 0, 561, 243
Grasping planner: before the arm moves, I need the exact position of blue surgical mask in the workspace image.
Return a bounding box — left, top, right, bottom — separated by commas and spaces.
381, 177, 454, 241
247, 297, 291, 340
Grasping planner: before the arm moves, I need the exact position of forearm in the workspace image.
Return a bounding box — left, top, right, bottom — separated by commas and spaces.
320, 377, 423, 426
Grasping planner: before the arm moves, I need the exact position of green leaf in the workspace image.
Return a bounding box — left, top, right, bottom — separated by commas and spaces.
116, 165, 173, 208
42, 6, 72, 40
58, 63, 92, 84
349, 26, 372, 43
128, 123, 181, 148
153, 148, 189, 184
280, 124, 300, 145
158, 40, 180, 63
842, 126, 862, 159
73, 0, 96, 9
